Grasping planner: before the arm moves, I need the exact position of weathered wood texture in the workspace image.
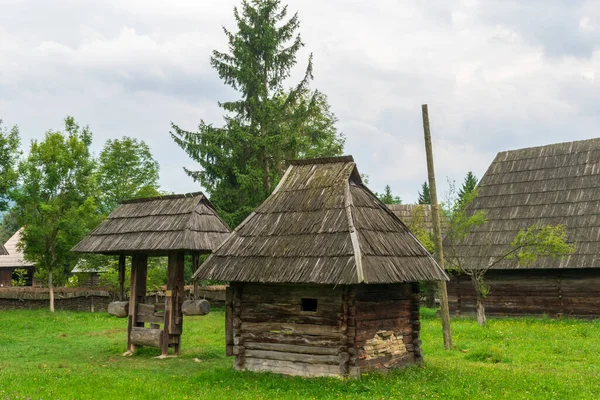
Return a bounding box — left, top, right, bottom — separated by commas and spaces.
231, 283, 420, 378
127, 254, 147, 353
233, 283, 345, 377
354, 284, 417, 371
130, 327, 163, 348
448, 269, 600, 316
108, 301, 129, 318
182, 299, 210, 316
162, 252, 185, 356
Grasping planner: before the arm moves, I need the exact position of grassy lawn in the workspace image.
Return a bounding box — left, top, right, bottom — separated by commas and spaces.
1, 308, 599, 399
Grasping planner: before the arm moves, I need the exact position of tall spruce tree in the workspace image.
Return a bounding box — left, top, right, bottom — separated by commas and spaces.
171, 0, 344, 227
458, 171, 478, 208
418, 181, 430, 204
378, 185, 401, 205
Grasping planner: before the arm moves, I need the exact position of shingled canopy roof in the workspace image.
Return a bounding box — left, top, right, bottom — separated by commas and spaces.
72, 192, 231, 256
194, 156, 448, 284
450, 138, 598, 270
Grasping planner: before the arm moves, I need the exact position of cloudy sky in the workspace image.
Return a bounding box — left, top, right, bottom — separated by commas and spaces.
2, 0, 600, 203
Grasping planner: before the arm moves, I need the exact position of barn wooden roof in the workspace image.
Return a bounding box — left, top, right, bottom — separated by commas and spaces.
388, 204, 450, 233
71, 192, 231, 255
194, 156, 448, 284
450, 138, 600, 270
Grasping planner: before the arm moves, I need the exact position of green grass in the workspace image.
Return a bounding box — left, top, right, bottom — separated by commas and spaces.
1, 308, 599, 399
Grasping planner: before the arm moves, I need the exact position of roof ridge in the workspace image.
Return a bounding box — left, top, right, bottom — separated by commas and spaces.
289, 155, 354, 166
498, 137, 600, 156
344, 179, 364, 283
119, 192, 204, 204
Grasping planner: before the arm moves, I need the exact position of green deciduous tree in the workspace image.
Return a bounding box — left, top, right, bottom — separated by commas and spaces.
97, 137, 160, 213
0, 208, 19, 244
14, 116, 101, 312
377, 185, 402, 205
171, 0, 344, 227
418, 181, 430, 204
0, 120, 22, 211
445, 190, 575, 326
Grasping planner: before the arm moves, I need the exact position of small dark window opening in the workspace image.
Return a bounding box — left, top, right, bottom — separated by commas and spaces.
301, 298, 318, 312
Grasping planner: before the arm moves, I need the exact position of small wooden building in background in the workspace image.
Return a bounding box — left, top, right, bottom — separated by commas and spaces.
195, 156, 447, 378
72, 192, 230, 356
0, 229, 33, 287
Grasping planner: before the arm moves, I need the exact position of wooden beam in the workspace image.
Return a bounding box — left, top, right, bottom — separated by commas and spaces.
127, 254, 148, 353
192, 253, 200, 299
118, 255, 126, 301
225, 287, 234, 356
163, 252, 185, 356
422, 104, 453, 350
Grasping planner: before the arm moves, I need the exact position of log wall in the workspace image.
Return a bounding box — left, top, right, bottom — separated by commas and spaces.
448, 269, 600, 316
230, 282, 420, 378
353, 283, 419, 372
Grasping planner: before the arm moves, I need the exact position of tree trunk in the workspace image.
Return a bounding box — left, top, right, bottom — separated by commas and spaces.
48, 270, 55, 313
476, 292, 486, 327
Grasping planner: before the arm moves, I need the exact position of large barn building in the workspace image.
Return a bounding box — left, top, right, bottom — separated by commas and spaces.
195, 156, 448, 378
448, 138, 600, 316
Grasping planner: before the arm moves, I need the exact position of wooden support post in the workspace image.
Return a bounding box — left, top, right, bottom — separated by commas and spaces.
192, 253, 200, 300
118, 255, 126, 301
422, 104, 453, 350
163, 252, 185, 357
127, 254, 148, 353
225, 287, 233, 356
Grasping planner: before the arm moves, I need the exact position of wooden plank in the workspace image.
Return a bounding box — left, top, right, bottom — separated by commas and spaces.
240, 321, 342, 337
244, 349, 338, 364
244, 358, 340, 377
244, 342, 339, 355
137, 303, 163, 324
239, 332, 342, 347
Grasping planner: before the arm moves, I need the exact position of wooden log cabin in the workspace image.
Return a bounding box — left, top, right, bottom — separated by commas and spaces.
446, 138, 600, 316
0, 229, 34, 287
72, 192, 230, 355
195, 156, 448, 378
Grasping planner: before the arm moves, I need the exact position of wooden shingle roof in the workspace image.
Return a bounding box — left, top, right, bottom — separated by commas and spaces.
0, 229, 20, 269
194, 156, 448, 284
450, 138, 600, 270
71, 192, 231, 255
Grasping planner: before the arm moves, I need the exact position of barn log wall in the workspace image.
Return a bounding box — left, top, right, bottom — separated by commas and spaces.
448, 269, 600, 316
353, 283, 417, 372
231, 282, 420, 377
232, 283, 346, 378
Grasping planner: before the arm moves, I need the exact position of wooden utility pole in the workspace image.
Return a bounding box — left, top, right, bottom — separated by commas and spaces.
422, 104, 453, 350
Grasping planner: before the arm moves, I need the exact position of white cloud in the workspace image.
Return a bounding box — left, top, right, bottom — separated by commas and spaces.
1, 0, 600, 202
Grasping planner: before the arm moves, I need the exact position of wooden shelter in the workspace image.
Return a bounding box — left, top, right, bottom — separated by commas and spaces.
72, 192, 230, 355
0, 229, 33, 287
447, 138, 600, 316
194, 156, 448, 377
